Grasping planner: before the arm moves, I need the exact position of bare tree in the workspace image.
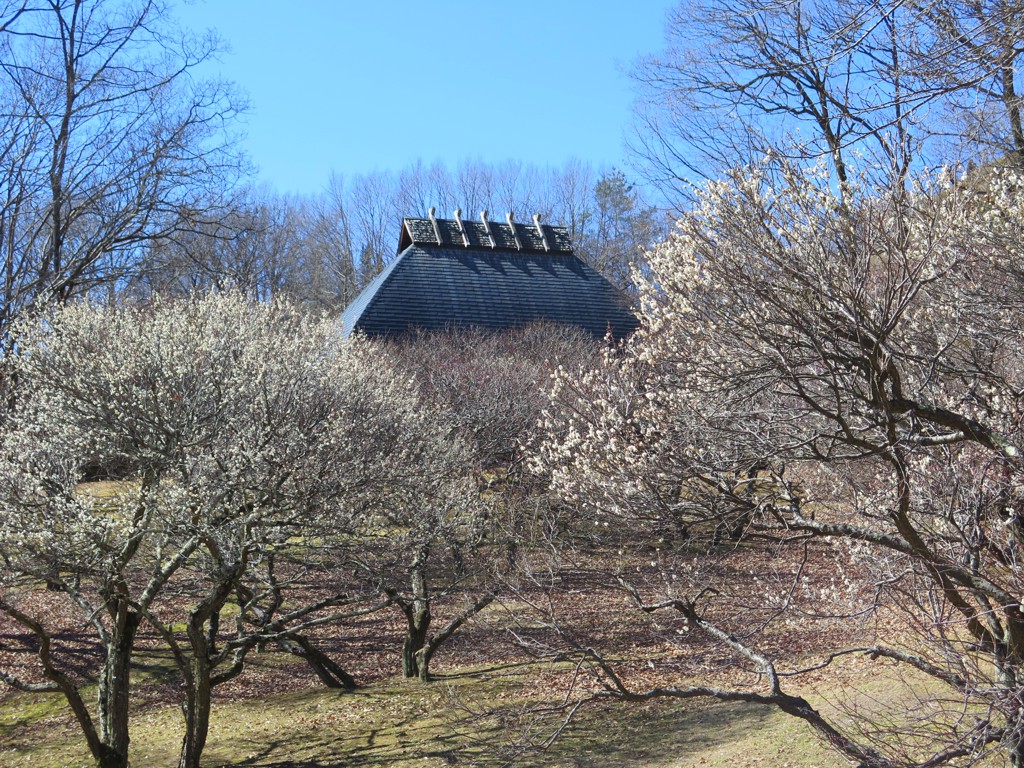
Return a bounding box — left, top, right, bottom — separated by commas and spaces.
910, 0, 1024, 165
288, 192, 359, 310
629, 0, 983, 199
133, 188, 306, 301
546, 159, 596, 246
0, 0, 244, 342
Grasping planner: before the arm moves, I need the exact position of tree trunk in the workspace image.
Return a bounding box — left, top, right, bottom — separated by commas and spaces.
278, 635, 357, 689
1001, 50, 1024, 168
418, 592, 496, 684
177, 653, 212, 768
177, 572, 238, 768
96, 607, 139, 768
998, 655, 1024, 768
205, 608, 219, 656
178, 613, 214, 768
401, 565, 431, 680
0, 596, 130, 768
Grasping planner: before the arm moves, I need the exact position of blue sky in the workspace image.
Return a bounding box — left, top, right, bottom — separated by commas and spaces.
176, 1, 674, 196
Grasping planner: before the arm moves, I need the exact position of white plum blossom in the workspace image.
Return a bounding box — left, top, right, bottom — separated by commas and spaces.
0, 292, 466, 768
536, 158, 1024, 767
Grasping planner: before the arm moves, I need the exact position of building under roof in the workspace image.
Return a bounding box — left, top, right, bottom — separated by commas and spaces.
339, 210, 639, 340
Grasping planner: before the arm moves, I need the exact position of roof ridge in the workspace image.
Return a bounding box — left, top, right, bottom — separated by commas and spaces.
399, 213, 573, 255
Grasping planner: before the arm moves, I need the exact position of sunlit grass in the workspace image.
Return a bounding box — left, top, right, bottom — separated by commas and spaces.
0, 657, 894, 768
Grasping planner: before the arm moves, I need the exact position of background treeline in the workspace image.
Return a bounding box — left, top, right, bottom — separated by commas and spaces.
129, 161, 663, 312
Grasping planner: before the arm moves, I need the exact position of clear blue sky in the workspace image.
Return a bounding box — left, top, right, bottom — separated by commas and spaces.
175, 1, 674, 196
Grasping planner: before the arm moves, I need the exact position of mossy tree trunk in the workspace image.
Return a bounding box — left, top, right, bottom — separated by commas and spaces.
396, 546, 496, 683
176, 560, 241, 768
401, 554, 432, 681
96, 602, 140, 768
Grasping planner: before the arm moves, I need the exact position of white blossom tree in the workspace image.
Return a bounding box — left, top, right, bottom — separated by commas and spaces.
537, 159, 1024, 767
0, 292, 462, 768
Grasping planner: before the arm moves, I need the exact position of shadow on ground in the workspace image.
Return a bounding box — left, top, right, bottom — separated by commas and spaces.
210, 677, 803, 768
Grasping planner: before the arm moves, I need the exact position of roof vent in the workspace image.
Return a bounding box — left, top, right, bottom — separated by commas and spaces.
427, 207, 443, 245
506, 211, 523, 251
480, 210, 495, 248
453, 208, 470, 248
532, 213, 550, 252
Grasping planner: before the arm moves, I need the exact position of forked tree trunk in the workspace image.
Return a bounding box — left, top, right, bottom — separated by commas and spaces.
177, 648, 212, 768
399, 549, 496, 683
401, 565, 431, 680
417, 591, 496, 684
1, 592, 142, 768
177, 576, 236, 768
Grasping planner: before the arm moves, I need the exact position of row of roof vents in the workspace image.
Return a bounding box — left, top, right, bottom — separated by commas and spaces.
432, 207, 547, 251
401, 209, 574, 255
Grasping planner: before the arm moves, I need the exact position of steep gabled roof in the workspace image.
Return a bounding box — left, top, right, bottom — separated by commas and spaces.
340, 212, 638, 340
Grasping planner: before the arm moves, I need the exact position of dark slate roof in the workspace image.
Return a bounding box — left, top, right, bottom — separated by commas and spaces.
340, 215, 639, 341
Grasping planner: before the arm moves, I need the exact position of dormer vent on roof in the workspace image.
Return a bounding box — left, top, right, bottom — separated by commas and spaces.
427, 206, 442, 245
533, 213, 550, 252
396, 210, 575, 255
479, 210, 495, 248
453, 208, 470, 247
506, 212, 523, 250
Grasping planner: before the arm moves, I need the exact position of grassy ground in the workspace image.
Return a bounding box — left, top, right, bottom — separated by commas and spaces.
0, 662, 839, 768
0, 495, 994, 767
0, 595, 980, 766
2, 626, 1006, 767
